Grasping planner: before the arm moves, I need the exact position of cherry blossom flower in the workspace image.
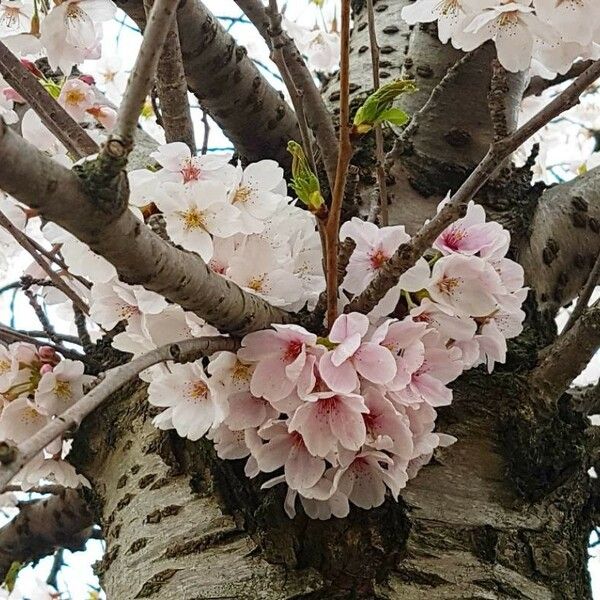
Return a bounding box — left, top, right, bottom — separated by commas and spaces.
362, 386, 413, 458
0, 397, 49, 443
340, 217, 410, 294
148, 361, 226, 441
35, 359, 93, 416
288, 391, 369, 457
534, 0, 600, 46
90, 278, 167, 330
370, 318, 427, 391
239, 324, 318, 402
433, 202, 508, 258
58, 78, 95, 120
319, 313, 397, 394
458, 2, 554, 72
228, 160, 286, 234
227, 236, 303, 307
256, 420, 327, 490
401, 0, 481, 44
19, 452, 90, 491
428, 254, 504, 318
283, 18, 340, 72
335, 450, 397, 510
154, 181, 241, 261
150, 142, 234, 185
391, 332, 463, 408
0, 0, 33, 37
40, 0, 116, 74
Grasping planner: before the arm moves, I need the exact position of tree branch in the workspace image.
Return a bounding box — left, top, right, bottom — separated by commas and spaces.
0, 120, 292, 334
238, 0, 338, 188
530, 305, 600, 402
152, 10, 196, 152
525, 60, 595, 97
519, 165, 600, 314
365, 0, 388, 226
0, 324, 89, 364
0, 489, 93, 581
0, 41, 99, 159
0, 210, 89, 315
107, 0, 177, 157
348, 60, 600, 315
116, 0, 300, 167
325, 0, 352, 327
0, 337, 238, 491
563, 251, 600, 334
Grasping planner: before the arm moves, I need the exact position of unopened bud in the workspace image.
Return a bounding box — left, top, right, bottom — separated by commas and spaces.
40, 363, 53, 375
287, 141, 325, 212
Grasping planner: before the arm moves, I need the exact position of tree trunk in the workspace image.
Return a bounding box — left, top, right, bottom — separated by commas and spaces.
72, 368, 594, 598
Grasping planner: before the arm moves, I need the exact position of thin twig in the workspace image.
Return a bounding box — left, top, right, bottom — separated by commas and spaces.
73, 306, 95, 355
0, 211, 89, 315
14, 330, 82, 345
4, 484, 66, 495
22, 239, 92, 290
531, 305, 600, 403
0, 336, 238, 491
563, 251, 600, 333
24, 289, 59, 345
349, 59, 600, 315
242, 0, 338, 190
0, 324, 88, 363
0, 42, 98, 159
201, 110, 210, 155
366, 0, 388, 226
107, 0, 178, 155
153, 11, 196, 153
325, 0, 352, 328
46, 548, 64, 590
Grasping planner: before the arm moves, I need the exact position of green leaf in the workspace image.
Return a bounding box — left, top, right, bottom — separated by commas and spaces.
377, 107, 409, 127
4, 562, 22, 592
352, 79, 416, 134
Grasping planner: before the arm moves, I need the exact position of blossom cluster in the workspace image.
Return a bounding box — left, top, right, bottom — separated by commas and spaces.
0, 342, 91, 490
0, 122, 526, 519
144, 201, 527, 519
401, 0, 600, 75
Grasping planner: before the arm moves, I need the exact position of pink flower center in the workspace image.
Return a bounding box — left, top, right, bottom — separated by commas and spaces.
437, 276, 460, 296
441, 227, 466, 251
369, 248, 388, 270
283, 340, 303, 362
180, 159, 202, 183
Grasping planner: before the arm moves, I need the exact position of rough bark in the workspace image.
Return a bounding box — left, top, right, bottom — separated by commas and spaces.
115, 0, 300, 167
71, 354, 594, 598
72, 386, 323, 599
0, 489, 93, 580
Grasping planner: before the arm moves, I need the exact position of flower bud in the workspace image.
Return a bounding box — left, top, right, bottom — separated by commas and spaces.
352, 79, 416, 134
40, 363, 53, 375
287, 141, 325, 212
38, 346, 59, 365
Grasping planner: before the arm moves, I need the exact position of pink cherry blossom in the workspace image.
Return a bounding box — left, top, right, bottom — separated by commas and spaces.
238, 324, 318, 402
428, 254, 504, 318
434, 202, 509, 258
288, 391, 369, 457
340, 217, 410, 295
319, 313, 397, 394
255, 421, 326, 490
